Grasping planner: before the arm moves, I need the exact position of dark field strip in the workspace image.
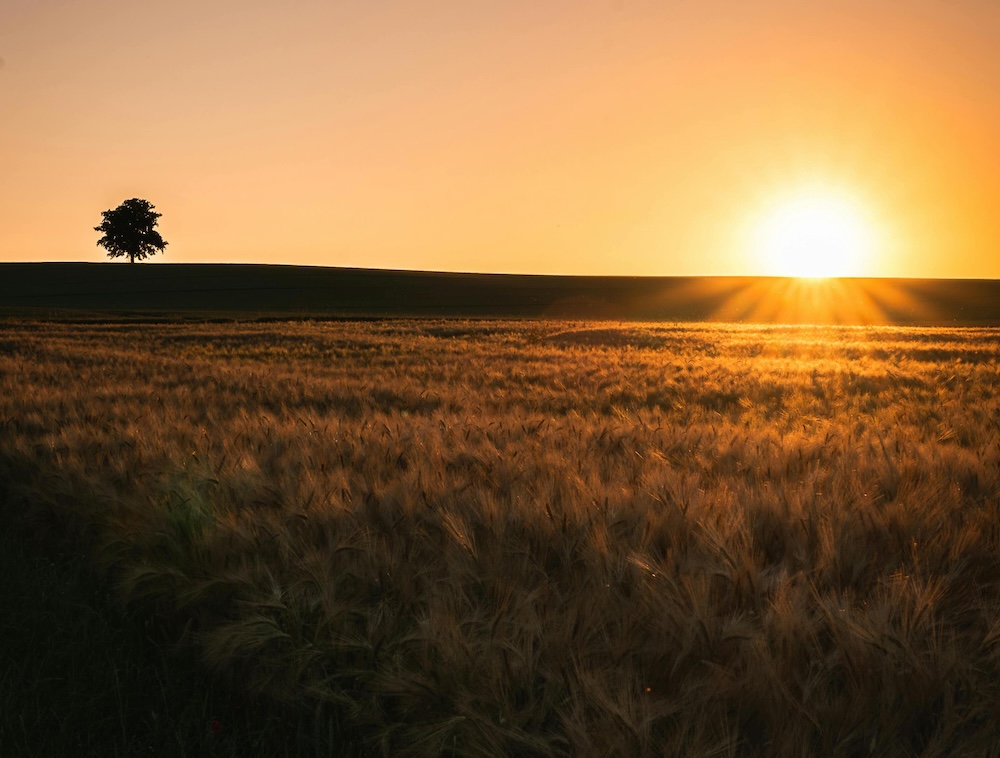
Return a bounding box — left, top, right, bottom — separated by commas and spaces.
3, 263, 1000, 324
2, 319, 1000, 756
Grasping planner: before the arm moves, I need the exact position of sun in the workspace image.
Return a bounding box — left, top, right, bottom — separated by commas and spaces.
751, 190, 877, 278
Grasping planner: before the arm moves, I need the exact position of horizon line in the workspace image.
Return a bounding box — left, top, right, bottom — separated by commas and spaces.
1, 260, 998, 284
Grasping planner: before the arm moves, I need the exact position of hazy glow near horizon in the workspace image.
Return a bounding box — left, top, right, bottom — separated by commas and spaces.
3, 1, 1000, 278
752, 190, 878, 279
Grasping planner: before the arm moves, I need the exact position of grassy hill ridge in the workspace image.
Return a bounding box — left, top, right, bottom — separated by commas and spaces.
2, 262, 999, 324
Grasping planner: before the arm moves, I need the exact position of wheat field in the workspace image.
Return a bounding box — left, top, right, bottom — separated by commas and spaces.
2, 319, 1000, 756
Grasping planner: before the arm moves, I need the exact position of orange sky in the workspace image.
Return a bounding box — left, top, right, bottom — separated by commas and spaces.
3, 1, 1000, 277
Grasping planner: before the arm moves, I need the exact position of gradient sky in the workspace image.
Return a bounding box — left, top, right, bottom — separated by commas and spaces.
3, 0, 1000, 277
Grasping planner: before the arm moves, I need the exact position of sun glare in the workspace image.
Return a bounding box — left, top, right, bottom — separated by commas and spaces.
752, 190, 877, 279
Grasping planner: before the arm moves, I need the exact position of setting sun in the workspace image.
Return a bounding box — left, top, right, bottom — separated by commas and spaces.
752, 190, 879, 279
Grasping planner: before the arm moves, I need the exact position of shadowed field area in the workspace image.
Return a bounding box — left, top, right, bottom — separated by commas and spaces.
3, 319, 1000, 755
3, 263, 1000, 324
0, 517, 366, 757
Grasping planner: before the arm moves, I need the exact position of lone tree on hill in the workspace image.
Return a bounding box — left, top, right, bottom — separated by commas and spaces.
95, 198, 168, 263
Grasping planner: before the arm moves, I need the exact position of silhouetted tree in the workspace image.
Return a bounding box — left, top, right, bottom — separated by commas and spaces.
94, 198, 168, 263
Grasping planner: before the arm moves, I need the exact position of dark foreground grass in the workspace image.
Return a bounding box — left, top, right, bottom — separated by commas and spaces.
0, 517, 366, 757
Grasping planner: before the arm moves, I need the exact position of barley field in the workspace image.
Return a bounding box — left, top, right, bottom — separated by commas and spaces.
2, 319, 1000, 756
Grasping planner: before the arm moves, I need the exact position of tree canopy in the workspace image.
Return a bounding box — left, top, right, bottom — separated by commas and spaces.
95, 198, 168, 263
